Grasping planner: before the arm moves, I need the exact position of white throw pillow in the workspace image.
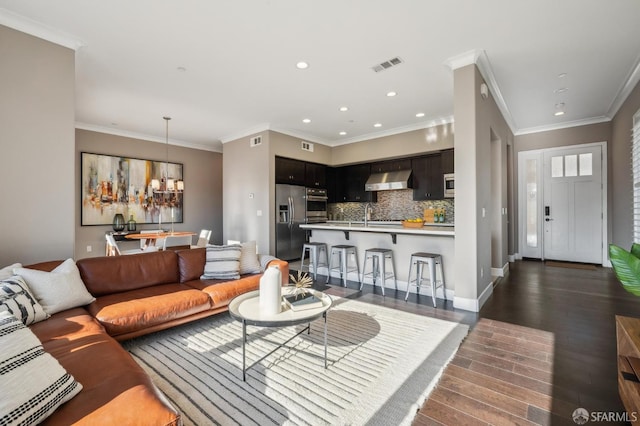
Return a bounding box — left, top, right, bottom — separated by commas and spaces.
0, 310, 82, 424
14, 258, 96, 315
239, 241, 262, 275
201, 244, 242, 280
0, 275, 49, 325
0, 262, 21, 280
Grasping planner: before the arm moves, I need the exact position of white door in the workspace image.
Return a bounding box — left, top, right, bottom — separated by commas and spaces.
542, 145, 602, 263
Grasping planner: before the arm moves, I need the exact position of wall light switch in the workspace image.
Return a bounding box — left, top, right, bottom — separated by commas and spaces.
249, 193, 254, 199
86, 245, 92, 253
482, 208, 486, 218
257, 210, 262, 216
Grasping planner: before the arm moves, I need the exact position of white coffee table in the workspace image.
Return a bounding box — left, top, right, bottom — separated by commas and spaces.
228, 288, 332, 381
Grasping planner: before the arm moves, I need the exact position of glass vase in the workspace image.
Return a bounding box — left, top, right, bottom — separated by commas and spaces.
112, 213, 125, 232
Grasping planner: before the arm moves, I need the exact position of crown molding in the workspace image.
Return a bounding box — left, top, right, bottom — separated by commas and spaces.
607, 53, 640, 118
328, 117, 455, 147
0, 8, 85, 50
268, 126, 330, 145
443, 49, 482, 71
219, 123, 272, 144
75, 122, 221, 153
445, 49, 517, 134
514, 115, 611, 136
475, 50, 518, 133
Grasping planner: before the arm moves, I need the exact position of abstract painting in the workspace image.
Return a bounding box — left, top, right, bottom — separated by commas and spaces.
81, 152, 184, 226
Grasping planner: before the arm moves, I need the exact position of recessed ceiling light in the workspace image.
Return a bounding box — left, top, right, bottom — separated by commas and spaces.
302, 118, 311, 123
339, 106, 349, 112
416, 112, 425, 118
558, 72, 567, 79
176, 66, 187, 72
554, 102, 565, 116
296, 61, 309, 69
554, 111, 565, 116
554, 87, 568, 94
339, 131, 347, 136
374, 123, 382, 128
386, 91, 397, 97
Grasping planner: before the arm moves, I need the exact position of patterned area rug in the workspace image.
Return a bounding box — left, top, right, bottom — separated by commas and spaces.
122, 298, 468, 426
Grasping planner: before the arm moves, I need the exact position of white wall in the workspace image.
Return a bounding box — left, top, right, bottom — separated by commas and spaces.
0, 25, 75, 265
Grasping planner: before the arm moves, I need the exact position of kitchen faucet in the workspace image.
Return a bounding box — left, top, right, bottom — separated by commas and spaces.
364, 203, 373, 226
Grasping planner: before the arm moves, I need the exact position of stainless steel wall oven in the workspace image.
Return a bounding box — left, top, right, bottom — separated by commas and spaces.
305, 187, 328, 223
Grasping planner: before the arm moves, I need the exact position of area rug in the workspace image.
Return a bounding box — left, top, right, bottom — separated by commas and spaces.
122, 297, 469, 426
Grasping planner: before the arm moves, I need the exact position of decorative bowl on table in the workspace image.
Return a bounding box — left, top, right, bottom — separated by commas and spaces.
401, 219, 425, 228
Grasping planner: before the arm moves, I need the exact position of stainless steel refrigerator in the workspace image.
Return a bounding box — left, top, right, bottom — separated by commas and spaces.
276, 184, 306, 261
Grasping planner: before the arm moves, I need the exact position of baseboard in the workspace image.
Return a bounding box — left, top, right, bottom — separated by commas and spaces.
509, 253, 518, 262
491, 262, 510, 278
453, 282, 493, 312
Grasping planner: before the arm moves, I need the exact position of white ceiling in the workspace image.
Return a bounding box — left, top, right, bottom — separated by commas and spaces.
2, 0, 640, 152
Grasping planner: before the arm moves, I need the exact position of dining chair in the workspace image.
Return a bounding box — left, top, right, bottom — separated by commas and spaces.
139, 229, 164, 250
191, 229, 212, 248
105, 234, 142, 256
162, 235, 193, 251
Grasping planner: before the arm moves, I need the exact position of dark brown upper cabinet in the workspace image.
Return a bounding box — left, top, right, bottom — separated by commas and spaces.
411, 154, 443, 200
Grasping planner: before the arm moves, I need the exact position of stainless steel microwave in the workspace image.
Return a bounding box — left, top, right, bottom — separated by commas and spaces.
444, 173, 454, 198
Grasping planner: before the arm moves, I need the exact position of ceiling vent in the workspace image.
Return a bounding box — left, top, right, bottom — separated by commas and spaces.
250, 135, 262, 147
372, 56, 404, 73
301, 141, 314, 152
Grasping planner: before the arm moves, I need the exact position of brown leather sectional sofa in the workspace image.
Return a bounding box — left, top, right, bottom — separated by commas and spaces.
25, 248, 289, 425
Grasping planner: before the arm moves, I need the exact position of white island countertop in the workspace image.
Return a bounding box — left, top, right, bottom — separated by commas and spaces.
300, 221, 454, 237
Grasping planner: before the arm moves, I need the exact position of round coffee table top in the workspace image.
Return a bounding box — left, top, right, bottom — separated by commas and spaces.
228, 288, 332, 327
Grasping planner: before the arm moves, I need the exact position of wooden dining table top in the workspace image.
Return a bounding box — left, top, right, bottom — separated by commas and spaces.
125, 231, 195, 239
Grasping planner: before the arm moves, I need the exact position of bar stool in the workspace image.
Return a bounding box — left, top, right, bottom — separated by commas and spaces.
405, 252, 446, 307
360, 248, 397, 296
326, 245, 360, 287
300, 242, 328, 280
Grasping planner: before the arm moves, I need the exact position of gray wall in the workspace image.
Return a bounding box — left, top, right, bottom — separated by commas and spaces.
331, 125, 454, 166
611, 81, 640, 249
454, 64, 513, 304
75, 129, 222, 259
0, 25, 75, 265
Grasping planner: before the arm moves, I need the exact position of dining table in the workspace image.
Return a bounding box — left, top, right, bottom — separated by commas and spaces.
125, 231, 196, 250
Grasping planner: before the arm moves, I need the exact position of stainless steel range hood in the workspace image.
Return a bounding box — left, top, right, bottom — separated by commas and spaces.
364, 169, 412, 191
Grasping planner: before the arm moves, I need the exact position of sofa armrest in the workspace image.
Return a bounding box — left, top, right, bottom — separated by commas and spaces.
258, 255, 289, 285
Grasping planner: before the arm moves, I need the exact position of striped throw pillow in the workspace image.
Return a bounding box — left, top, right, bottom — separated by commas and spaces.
0, 275, 49, 325
0, 311, 82, 424
201, 244, 242, 280
239, 241, 262, 275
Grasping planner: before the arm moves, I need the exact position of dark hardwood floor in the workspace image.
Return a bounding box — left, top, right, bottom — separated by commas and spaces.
300, 259, 640, 424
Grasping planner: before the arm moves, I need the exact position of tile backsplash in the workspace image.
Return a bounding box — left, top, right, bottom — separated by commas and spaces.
328, 189, 454, 223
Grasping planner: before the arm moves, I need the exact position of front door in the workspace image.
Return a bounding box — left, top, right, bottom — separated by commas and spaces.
542, 145, 603, 263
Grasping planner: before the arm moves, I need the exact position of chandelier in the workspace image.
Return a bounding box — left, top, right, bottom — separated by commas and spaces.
151, 117, 184, 193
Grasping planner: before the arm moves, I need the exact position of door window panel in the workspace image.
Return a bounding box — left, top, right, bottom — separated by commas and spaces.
551, 156, 564, 177
526, 159, 538, 247
565, 155, 578, 177
579, 153, 593, 176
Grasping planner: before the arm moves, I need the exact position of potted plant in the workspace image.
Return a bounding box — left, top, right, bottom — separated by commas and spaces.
609, 243, 640, 296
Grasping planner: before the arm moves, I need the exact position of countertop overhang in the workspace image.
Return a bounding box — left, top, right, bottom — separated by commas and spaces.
300, 222, 455, 241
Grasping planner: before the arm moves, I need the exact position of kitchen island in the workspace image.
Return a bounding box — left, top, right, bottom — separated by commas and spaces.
300, 221, 455, 301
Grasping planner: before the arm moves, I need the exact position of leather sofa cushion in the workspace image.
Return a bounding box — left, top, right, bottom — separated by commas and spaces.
87, 284, 211, 337
30, 309, 180, 425
176, 247, 206, 283
77, 251, 180, 296
186, 274, 262, 307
